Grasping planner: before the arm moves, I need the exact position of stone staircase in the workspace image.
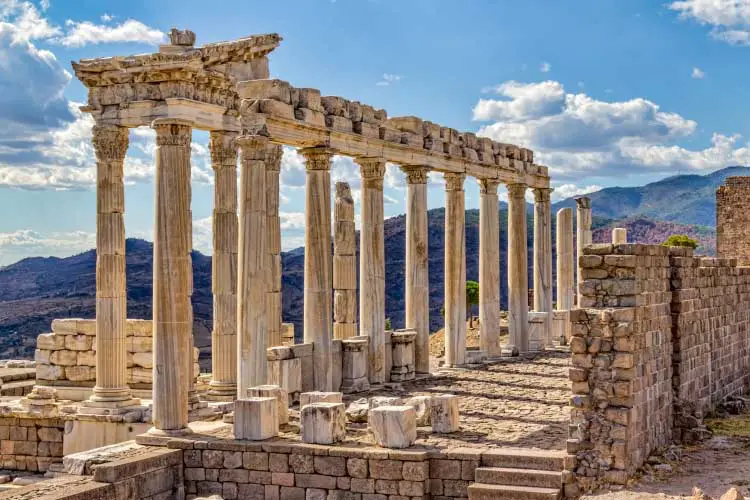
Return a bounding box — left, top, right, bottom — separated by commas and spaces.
467, 448, 565, 500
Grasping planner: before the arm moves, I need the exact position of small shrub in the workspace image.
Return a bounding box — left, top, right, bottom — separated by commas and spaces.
662, 234, 698, 249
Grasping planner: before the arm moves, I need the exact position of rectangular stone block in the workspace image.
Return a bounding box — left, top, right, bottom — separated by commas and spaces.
369, 406, 417, 449
247, 385, 289, 425
301, 403, 346, 445
430, 395, 459, 433
234, 397, 279, 441
300, 392, 343, 407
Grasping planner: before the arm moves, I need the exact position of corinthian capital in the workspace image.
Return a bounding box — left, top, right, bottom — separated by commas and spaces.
92, 125, 129, 162
357, 157, 386, 190
401, 166, 429, 185
236, 135, 270, 161
208, 131, 238, 168
478, 178, 500, 195
299, 147, 334, 171
533, 187, 552, 203
444, 172, 466, 192
152, 118, 192, 147
506, 182, 528, 199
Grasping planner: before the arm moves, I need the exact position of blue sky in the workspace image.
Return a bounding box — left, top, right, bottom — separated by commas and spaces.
1, 0, 750, 265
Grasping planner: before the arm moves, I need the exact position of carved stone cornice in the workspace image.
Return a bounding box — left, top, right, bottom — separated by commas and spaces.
400, 166, 429, 185
575, 196, 591, 209
265, 144, 283, 171
209, 131, 238, 168
92, 124, 129, 162
533, 187, 553, 203
152, 119, 192, 147
444, 173, 466, 192
299, 147, 334, 171
506, 182, 528, 199
237, 135, 270, 161
479, 178, 500, 195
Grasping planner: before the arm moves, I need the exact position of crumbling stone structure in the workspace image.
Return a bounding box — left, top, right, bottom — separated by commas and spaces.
717, 176, 750, 265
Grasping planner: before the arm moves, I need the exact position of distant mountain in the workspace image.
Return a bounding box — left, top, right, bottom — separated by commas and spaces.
553, 166, 750, 226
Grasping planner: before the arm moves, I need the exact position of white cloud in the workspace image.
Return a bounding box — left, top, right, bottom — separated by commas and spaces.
552, 183, 603, 201
472, 79, 749, 180
56, 19, 166, 47
669, 0, 750, 45
692, 66, 706, 79
0, 1, 61, 43
540, 61, 551, 73
101, 13, 114, 22
376, 73, 402, 86
0, 229, 96, 265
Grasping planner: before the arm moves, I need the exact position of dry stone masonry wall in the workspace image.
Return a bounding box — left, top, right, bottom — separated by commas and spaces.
717, 176, 750, 265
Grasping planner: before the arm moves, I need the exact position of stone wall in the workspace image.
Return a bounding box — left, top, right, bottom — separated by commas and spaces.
35, 319, 199, 393
717, 176, 750, 265
568, 243, 750, 493
0, 415, 65, 472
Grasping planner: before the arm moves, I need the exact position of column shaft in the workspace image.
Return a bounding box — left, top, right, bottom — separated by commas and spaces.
556, 208, 575, 311
87, 124, 136, 408
576, 197, 592, 306
357, 157, 386, 384
507, 183, 529, 352
403, 167, 430, 374
237, 136, 269, 396
479, 179, 501, 358
301, 147, 334, 391
266, 145, 283, 348
333, 182, 357, 340
533, 188, 553, 346
444, 173, 466, 367
151, 119, 193, 434
207, 131, 238, 399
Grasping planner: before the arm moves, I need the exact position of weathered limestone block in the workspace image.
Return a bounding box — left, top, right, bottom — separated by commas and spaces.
390, 329, 416, 382
321, 96, 350, 117
612, 228, 627, 245
294, 108, 326, 127
247, 385, 289, 425
388, 116, 423, 135
50, 350, 77, 366
36, 365, 64, 381
296, 88, 322, 111
37, 334, 65, 351
341, 338, 370, 393
76, 350, 96, 366
300, 391, 343, 407
301, 402, 346, 445
268, 351, 302, 400
528, 312, 549, 352
34, 349, 51, 364
403, 395, 431, 426
65, 366, 94, 382
128, 337, 152, 353
369, 396, 403, 410
237, 79, 292, 103
430, 395, 460, 433
325, 115, 353, 133
64, 335, 91, 351
346, 398, 369, 423
369, 406, 417, 449
131, 352, 153, 369
234, 397, 278, 441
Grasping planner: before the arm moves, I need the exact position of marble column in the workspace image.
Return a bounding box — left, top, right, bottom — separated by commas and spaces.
357, 157, 386, 385
533, 187, 553, 346
207, 131, 238, 400
237, 135, 269, 396
556, 208, 575, 311
507, 183, 529, 353
266, 144, 283, 348
612, 228, 627, 245
402, 166, 430, 375
82, 124, 139, 412
444, 173, 466, 367
333, 182, 357, 340
575, 197, 592, 306
300, 147, 334, 391
479, 179, 501, 358
150, 118, 193, 435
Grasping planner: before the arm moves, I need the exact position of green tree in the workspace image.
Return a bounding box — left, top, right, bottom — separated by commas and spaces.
385, 318, 392, 331
662, 234, 698, 249
466, 280, 479, 327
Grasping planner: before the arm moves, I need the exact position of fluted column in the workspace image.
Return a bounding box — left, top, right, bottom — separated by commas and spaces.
237, 136, 269, 396
82, 124, 139, 412
150, 119, 193, 435
479, 179, 501, 358
333, 182, 357, 340
402, 166, 430, 375
507, 183, 529, 353
556, 208, 575, 311
444, 173, 466, 367
266, 144, 283, 348
207, 131, 238, 400
357, 157, 386, 384
575, 197, 592, 306
300, 147, 334, 391
533, 187, 553, 346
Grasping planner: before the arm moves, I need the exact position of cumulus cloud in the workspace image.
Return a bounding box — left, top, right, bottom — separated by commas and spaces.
691, 67, 706, 79
669, 0, 750, 45
473, 79, 747, 179
552, 183, 603, 201
0, 229, 96, 265
56, 19, 166, 47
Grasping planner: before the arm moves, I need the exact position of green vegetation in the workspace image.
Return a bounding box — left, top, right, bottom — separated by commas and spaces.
705, 414, 750, 438
466, 280, 479, 327
385, 317, 392, 331
662, 234, 699, 249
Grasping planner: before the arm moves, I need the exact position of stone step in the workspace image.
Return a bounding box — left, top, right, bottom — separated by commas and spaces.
475, 467, 562, 489
468, 483, 561, 500
481, 448, 567, 471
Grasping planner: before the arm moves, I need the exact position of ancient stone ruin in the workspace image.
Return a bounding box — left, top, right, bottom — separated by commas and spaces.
0, 28, 749, 500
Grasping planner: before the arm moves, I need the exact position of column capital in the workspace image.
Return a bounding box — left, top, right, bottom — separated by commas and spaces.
237, 135, 270, 161
575, 195, 591, 209
400, 166, 430, 185
357, 157, 386, 190
265, 143, 283, 171
92, 124, 129, 162
152, 118, 192, 146
533, 187, 553, 203
506, 182, 528, 199
478, 178, 501, 195
299, 146, 335, 171
444, 172, 466, 192
208, 130, 238, 168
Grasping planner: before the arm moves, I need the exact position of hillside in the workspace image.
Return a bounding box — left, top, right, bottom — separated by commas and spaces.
0, 208, 716, 364
553, 166, 750, 226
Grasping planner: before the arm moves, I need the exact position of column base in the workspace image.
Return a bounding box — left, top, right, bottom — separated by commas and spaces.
147, 426, 193, 437
500, 345, 520, 357
205, 381, 237, 402
78, 397, 143, 415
